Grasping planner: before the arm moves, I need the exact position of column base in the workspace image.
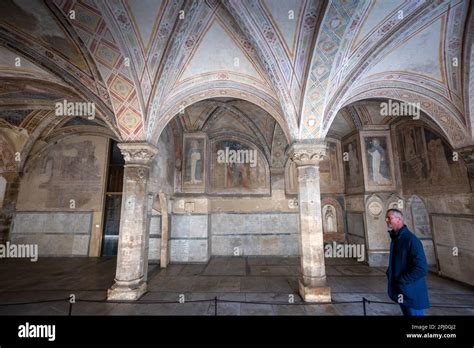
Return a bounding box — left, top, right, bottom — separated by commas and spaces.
107, 281, 147, 301
299, 280, 331, 303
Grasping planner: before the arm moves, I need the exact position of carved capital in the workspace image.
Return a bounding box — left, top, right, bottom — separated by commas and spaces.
287, 141, 327, 167
456, 145, 474, 177
118, 142, 158, 165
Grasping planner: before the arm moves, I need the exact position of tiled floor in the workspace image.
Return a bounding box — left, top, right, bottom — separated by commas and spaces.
0, 256, 473, 315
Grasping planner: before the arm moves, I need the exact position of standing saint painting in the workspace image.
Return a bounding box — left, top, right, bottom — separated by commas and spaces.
182, 135, 206, 193
188, 140, 202, 184
366, 137, 391, 185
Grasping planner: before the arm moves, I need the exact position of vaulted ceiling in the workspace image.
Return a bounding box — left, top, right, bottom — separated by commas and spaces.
0, 0, 473, 152
176, 98, 288, 167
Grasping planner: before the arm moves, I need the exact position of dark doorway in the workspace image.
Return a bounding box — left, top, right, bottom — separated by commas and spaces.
101, 140, 124, 256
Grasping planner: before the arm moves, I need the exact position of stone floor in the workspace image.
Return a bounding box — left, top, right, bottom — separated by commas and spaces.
0, 256, 473, 315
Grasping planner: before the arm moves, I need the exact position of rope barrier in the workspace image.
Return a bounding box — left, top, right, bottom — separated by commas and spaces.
1, 297, 473, 307
1, 298, 473, 307
0, 296, 473, 316
0, 298, 71, 306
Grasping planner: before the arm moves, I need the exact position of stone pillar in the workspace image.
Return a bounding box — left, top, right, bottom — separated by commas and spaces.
288, 141, 331, 302
107, 142, 158, 301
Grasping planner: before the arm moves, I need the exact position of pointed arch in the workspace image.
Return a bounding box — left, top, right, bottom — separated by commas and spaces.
329, 82, 470, 148
150, 81, 293, 145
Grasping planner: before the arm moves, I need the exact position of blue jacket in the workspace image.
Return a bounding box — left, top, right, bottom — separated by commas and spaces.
387, 225, 430, 309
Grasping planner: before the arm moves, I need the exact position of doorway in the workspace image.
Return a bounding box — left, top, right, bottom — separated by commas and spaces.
101, 140, 124, 256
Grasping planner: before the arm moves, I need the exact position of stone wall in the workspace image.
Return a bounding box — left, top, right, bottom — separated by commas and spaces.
423, 193, 474, 286
149, 198, 301, 262
11, 212, 92, 256
161, 173, 302, 261
170, 214, 209, 262
210, 212, 298, 256
167, 197, 210, 263
207, 182, 299, 257
431, 214, 474, 286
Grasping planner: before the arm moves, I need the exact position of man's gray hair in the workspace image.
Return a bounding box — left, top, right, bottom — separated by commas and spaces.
386, 208, 403, 219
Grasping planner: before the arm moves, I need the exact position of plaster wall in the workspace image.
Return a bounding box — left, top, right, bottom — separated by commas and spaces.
12, 135, 108, 257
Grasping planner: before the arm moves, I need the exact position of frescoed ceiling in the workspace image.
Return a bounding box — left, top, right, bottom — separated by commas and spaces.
317, 0, 472, 147
0, 0, 90, 72
0, 0, 472, 150
0, 110, 32, 128
262, 0, 305, 58
124, 0, 166, 54
0, 46, 63, 83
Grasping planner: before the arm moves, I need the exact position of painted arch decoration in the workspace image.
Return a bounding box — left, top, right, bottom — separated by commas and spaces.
339, 84, 470, 148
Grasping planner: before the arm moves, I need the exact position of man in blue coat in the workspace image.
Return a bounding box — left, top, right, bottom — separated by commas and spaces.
385, 208, 430, 316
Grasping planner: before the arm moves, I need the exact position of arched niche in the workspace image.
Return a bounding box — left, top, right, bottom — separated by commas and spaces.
284, 158, 297, 195
387, 194, 405, 213
321, 197, 345, 243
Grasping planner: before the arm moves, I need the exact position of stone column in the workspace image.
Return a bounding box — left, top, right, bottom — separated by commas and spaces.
107, 142, 158, 301
288, 141, 331, 302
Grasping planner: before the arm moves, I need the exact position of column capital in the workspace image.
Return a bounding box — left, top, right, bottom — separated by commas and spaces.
118, 142, 158, 165
287, 141, 327, 167
455, 145, 474, 176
